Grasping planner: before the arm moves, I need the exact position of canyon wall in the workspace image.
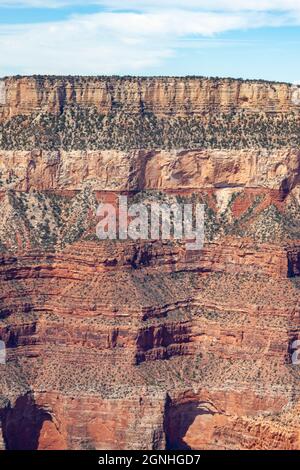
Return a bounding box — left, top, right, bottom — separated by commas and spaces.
0, 76, 299, 122
0, 76, 300, 450
1, 76, 300, 151
0, 148, 299, 192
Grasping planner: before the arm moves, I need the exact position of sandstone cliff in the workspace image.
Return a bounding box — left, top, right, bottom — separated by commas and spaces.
0, 76, 299, 121
0, 76, 299, 150
0, 148, 299, 192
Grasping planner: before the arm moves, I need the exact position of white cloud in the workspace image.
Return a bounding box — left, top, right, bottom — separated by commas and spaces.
0, 12, 175, 75
73, 11, 264, 37
0, 2, 299, 75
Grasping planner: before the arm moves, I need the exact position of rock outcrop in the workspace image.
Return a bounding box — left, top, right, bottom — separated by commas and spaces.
0, 76, 299, 450
0, 148, 299, 192
0, 76, 300, 150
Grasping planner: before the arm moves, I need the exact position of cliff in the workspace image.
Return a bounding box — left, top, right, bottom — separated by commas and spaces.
0, 76, 299, 450
0, 76, 298, 121
0, 76, 299, 150
0, 148, 299, 192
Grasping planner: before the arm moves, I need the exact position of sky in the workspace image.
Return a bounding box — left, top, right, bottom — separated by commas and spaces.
0, 1, 300, 82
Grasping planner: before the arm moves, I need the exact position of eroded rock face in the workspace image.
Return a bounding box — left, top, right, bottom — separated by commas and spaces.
0, 76, 298, 122
1, 76, 300, 151
0, 76, 300, 450
0, 149, 299, 192
0, 183, 299, 449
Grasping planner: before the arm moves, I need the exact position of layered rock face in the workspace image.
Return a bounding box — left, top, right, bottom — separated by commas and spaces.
0, 76, 298, 121
0, 76, 300, 150
0, 76, 300, 450
0, 148, 299, 192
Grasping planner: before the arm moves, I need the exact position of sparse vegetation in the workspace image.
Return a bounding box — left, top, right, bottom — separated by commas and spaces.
1, 107, 300, 150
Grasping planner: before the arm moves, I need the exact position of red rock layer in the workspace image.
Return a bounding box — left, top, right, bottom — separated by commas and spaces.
0, 147, 300, 449
0, 234, 300, 449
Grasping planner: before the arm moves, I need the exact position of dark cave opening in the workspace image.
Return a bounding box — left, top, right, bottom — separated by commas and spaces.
164, 396, 217, 450
1, 394, 52, 450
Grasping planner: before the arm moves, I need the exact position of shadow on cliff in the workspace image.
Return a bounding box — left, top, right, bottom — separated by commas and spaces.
164, 396, 218, 450
1, 394, 52, 450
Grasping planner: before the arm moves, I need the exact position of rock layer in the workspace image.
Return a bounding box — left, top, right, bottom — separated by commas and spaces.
0, 76, 299, 122
1, 76, 300, 151
0, 148, 299, 192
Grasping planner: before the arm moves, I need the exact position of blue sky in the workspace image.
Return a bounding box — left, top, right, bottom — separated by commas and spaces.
0, 1, 300, 81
